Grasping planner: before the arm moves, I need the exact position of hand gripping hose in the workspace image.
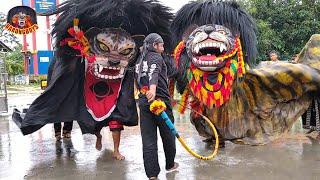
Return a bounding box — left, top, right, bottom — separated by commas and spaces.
149, 100, 219, 160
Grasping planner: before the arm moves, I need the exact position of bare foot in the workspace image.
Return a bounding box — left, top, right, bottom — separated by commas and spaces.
316, 133, 320, 141
95, 134, 102, 151
113, 151, 125, 160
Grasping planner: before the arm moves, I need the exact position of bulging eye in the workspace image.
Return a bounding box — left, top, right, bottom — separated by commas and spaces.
99, 43, 110, 52
195, 31, 202, 36
218, 30, 226, 35
120, 48, 133, 55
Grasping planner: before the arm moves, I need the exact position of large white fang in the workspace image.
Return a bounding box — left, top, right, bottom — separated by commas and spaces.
220, 46, 224, 53
222, 44, 227, 51
120, 68, 125, 75
195, 46, 199, 53
98, 65, 103, 73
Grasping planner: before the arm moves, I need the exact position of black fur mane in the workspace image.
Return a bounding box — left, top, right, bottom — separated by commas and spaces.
47, 0, 173, 57
171, 0, 257, 65
171, 0, 257, 93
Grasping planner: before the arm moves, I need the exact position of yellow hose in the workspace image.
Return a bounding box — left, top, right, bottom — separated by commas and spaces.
150, 99, 220, 160
177, 113, 219, 160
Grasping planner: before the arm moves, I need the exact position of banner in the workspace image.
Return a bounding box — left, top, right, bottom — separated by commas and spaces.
35, 0, 56, 13
4, 6, 38, 35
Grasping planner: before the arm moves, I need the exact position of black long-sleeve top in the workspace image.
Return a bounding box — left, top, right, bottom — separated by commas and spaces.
136, 51, 171, 101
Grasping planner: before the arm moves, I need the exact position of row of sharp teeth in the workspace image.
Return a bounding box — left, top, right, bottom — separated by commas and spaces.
193, 42, 227, 54
94, 64, 125, 80
95, 64, 121, 73
93, 72, 124, 80
192, 57, 220, 66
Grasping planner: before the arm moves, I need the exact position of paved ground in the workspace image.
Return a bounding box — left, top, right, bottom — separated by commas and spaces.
0, 94, 320, 180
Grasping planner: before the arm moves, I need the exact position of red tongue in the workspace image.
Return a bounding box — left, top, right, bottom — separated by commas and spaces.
199, 55, 216, 61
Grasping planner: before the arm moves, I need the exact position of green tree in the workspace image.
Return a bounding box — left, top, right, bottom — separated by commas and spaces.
242, 0, 320, 61
0, 12, 24, 76
3, 46, 24, 76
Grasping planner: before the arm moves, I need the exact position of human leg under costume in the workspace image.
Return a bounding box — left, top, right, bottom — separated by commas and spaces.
94, 119, 125, 160
302, 98, 320, 139
54, 121, 73, 140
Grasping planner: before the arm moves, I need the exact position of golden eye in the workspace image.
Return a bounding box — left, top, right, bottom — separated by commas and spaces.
99, 43, 110, 52
195, 31, 201, 36
218, 30, 226, 35
120, 48, 133, 55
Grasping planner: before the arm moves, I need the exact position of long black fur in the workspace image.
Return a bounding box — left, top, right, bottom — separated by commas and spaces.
171, 0, 258, 93
48, 0, 174, 55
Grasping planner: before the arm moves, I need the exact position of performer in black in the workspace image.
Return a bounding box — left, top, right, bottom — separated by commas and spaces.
136, 33, 178, 179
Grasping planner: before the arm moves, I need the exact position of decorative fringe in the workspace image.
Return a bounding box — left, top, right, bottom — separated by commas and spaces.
169, 80, 177, 107
169, 80, 175, 98
236, 38, 245, 77
178, 89, 190, 114
4, 23, 38, 35
150, 99, 167, 115
60, 18, 95, 63
173, 41, 186, 67
190, 100, 204, 118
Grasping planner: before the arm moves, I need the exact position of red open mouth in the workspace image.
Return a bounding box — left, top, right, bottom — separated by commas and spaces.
191, 40, 228, 70
93, 64, 125, 80
101, 69, 120, 76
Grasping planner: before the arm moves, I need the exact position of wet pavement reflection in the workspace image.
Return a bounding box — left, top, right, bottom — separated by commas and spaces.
1, 96, 320, 179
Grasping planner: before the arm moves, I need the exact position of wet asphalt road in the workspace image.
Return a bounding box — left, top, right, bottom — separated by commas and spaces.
0, 95, 320, 180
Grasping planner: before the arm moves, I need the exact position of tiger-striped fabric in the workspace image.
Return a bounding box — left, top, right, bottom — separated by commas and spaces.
191, 34, 320, 145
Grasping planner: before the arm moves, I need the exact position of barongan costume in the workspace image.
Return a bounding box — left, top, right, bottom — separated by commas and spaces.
171, 0, 320, 145
12, 0, 173, 135
299, 37, 320, 136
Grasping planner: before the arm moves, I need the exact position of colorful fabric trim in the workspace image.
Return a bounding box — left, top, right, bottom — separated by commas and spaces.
178, 89, 189, 114
60, 18, 96, 63
174, 38, 246, 108
150, 99, 167, 115
173, 40, 186, 67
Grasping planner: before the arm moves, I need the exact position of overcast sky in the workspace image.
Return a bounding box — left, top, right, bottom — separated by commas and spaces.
0, 0, 21, 14
0, 0, 191, 14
